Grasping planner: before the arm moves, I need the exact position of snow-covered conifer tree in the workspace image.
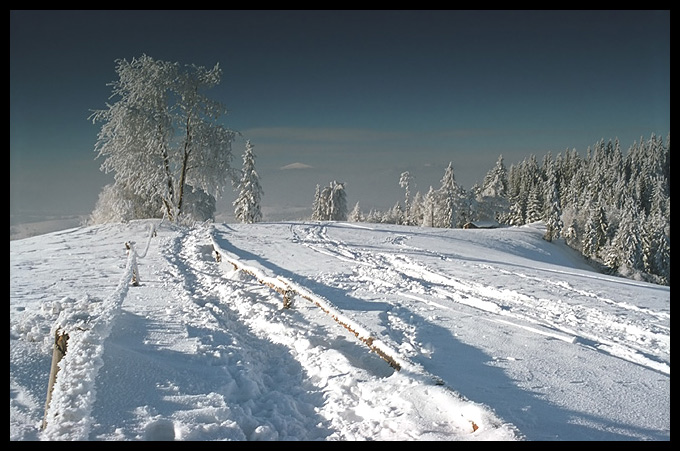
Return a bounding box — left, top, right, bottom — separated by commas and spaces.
481, 155, 508, 198
311, 184, 323, 221
422, 186, 439, 227
542, 165, 562, 242
602, 197, 643, 278
382, 202, 403, 224
399, 171, 414, 225
504, 197, 526, 226
328, 181, 348, 221
582, 200, 608, 257
349, 202, 362, 222
525, 183, 543, 224
312, 181, 347, 221
437, 162, 467, 228
639, 201, 670, 285
476, 155, 510, 222
410, 191, 424, 227
233, 140, 263, 224
365, 209, 380, 224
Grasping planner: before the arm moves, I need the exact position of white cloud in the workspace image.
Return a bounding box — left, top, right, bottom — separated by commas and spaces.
280, 162, 314, 170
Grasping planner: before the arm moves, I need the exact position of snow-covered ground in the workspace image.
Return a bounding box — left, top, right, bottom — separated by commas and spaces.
10, 220, 670, 441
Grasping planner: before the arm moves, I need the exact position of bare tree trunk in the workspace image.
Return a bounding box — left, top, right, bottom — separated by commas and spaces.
158, 123, 176, 221
161, 152, 175, 221
177, 149, 189, 215
176, 114, 193, 215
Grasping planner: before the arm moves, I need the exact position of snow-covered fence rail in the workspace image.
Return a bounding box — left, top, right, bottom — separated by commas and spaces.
41, 222, 157, 440
210, 234, 410, 372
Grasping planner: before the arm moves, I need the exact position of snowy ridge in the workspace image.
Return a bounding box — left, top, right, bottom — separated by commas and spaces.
41, 224, 157, 440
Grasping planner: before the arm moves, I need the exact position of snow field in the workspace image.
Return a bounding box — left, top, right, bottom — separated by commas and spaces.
10, 220, 669, 440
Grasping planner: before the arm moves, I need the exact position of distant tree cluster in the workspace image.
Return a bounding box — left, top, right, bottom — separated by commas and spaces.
345, 134, 670, 286
311, 181, 347, 221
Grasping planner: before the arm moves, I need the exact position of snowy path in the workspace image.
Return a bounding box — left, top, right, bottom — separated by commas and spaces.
10, 220, 669, 440
12, 222, 517, 440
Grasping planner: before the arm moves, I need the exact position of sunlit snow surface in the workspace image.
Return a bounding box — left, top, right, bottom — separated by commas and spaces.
10, 220, 669, 440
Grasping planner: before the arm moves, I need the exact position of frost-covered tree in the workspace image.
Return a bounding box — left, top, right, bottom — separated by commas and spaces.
312, 181, 347, 221
602, 197, 643, 278
542, 165, 563, 242
89, 182, 163, 224
503, 156, 540, 226
311, 184, 324, 221
89, 54, 237, 223
481, 155, 508, 198
436, 162, 468, 228
525, 183, 543, 224
349, 201, 362, 222
438, 163, 457, 228
476, 155, 510, 222
410, 191, 424, 227
503, 186, 525, 226
233, 140, 263, 224
582, 200, 608, 258
399, 171, 414, 225
316, 185, 334, 221
639, 201, 670, 285
328, 181, 348, 221
365, 209, 381, 224
421, 186, 439, 227
382, 202, 404, 225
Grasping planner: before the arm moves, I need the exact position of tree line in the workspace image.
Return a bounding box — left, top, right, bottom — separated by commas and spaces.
342, 134, 670, 286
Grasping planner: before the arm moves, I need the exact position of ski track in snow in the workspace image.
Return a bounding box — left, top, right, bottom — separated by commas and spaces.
284, 223, 669, 376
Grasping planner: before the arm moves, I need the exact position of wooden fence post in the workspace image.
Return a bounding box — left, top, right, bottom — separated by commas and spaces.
125, 242, 140, 286
41, 329, 69, 430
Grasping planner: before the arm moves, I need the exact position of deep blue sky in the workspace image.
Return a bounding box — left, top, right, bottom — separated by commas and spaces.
10, 10, 670, 223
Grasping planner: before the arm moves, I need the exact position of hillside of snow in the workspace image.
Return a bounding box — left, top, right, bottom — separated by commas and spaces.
10, 220, 669, 441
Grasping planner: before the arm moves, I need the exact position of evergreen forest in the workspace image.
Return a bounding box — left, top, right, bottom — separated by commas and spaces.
339, 134, 670, 286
